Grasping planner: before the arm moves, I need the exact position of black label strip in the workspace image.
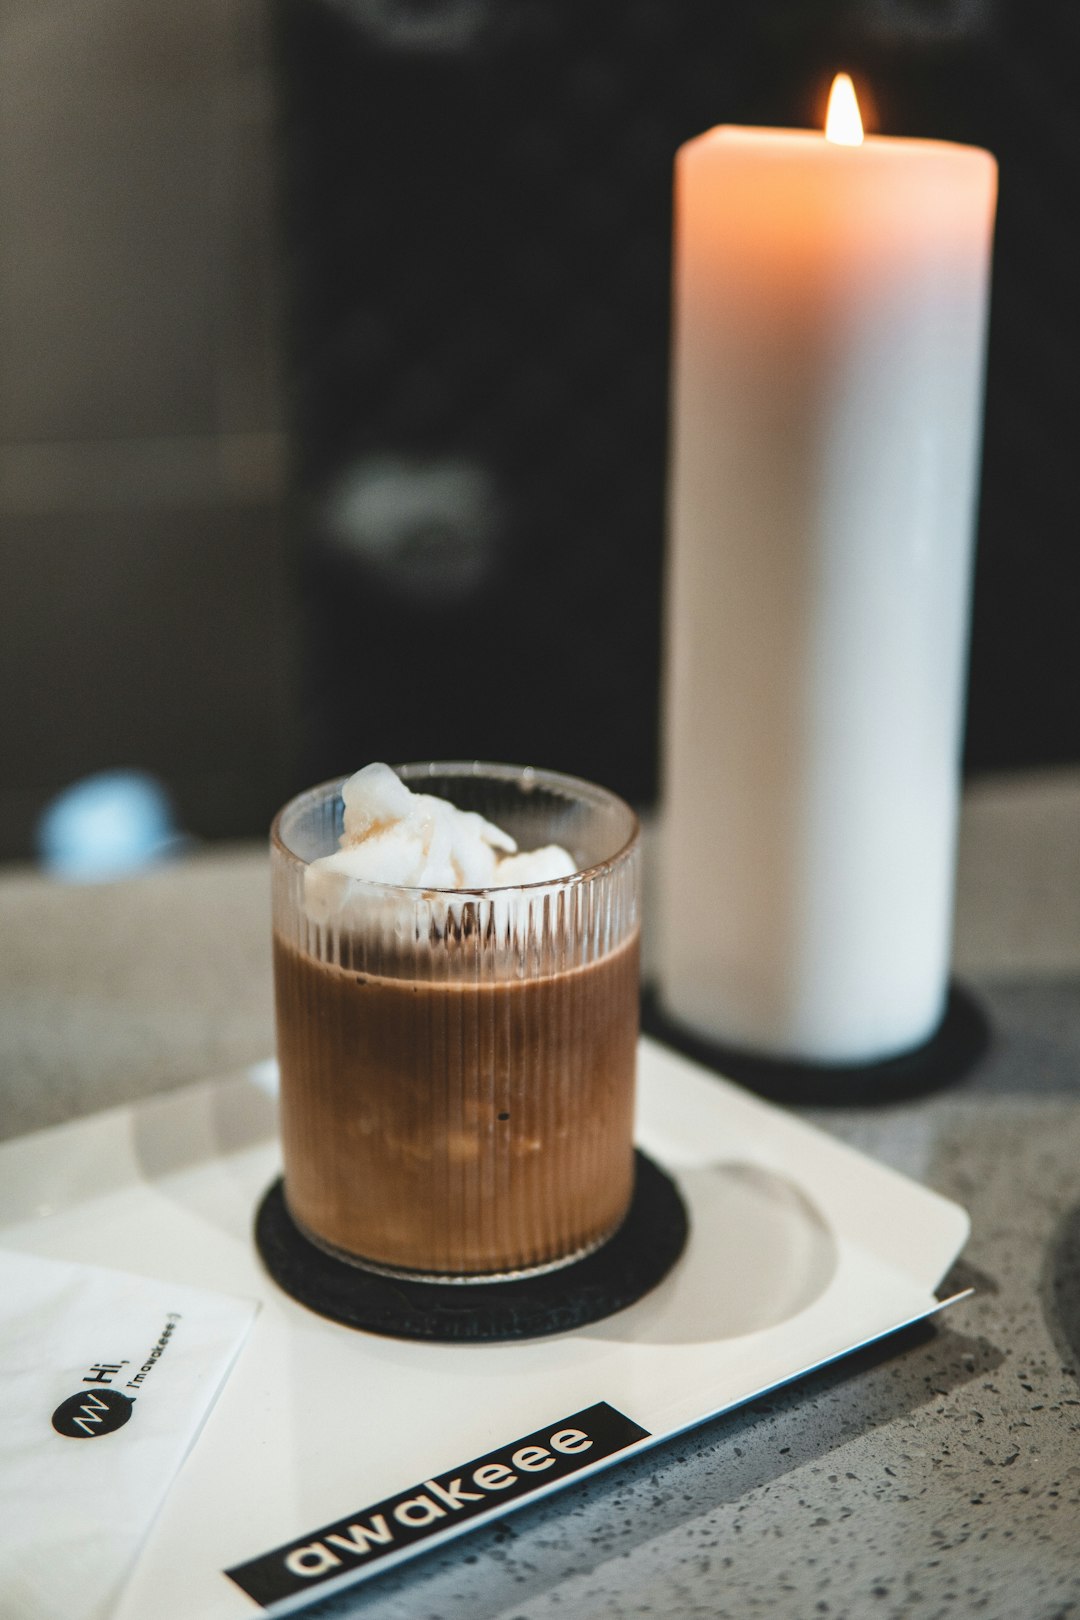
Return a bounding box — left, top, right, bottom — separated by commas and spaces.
225, 1400, 650, 1609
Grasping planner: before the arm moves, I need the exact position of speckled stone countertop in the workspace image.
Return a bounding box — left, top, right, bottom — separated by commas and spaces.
2, 772, 1079, 1619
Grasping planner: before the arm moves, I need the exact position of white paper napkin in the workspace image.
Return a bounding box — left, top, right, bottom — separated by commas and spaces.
0, 1248, 257, 1620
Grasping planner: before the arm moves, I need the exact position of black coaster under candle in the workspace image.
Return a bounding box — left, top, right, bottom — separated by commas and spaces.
641, 982, 990, 1107
255, 1151, 688, 1343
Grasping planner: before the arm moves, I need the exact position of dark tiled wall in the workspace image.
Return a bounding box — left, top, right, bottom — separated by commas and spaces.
6, 0, 1080, 860
0, 0, 295, 857
275, 0, 1080, 802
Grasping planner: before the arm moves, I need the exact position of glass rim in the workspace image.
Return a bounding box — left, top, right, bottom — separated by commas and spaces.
270, 761, 641, 897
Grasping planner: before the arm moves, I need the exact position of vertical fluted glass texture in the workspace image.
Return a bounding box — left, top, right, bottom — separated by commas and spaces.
271, 764, 641, 1281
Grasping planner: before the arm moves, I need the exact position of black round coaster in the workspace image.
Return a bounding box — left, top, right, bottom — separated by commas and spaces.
255, 1151, 688, 1343
641, 981, 990, 1107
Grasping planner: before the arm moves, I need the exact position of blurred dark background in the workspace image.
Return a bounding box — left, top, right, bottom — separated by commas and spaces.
2, 0, 1078, 860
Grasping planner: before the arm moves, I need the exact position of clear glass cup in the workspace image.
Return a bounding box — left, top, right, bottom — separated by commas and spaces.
270, 763, 641, 1282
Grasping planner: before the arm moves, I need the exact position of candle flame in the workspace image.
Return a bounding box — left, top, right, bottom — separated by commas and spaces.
825, 73, 864, 146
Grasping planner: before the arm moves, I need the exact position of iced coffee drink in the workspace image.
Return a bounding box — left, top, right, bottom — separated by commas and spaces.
271, 763, 641, 1281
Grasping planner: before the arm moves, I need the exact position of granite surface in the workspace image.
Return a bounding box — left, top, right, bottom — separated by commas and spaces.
2, 771, 1079, 1618
0, 843, 273, 1140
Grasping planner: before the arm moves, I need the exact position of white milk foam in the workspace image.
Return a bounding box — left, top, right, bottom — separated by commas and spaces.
304, 764, 576, 925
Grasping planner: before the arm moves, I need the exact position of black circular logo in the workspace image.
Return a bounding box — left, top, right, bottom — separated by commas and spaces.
52, 1387, 134, 1438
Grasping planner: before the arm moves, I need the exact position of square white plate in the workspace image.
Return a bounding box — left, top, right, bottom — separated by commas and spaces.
0, 1037, 969, 1617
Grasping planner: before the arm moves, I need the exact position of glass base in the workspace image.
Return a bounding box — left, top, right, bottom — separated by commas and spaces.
256, 1156, 689, 1342
286, 1198, 626, 1286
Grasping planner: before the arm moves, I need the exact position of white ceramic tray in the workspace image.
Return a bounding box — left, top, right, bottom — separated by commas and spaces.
0, 1037, 970, 1617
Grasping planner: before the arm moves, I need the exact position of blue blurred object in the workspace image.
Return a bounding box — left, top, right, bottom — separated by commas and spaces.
37, 770, 188, 881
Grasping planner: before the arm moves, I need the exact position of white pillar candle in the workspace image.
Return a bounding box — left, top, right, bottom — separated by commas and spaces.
659, 78, 997, 1065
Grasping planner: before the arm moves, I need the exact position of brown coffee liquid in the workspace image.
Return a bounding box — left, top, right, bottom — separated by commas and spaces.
273, 930, 640, 1277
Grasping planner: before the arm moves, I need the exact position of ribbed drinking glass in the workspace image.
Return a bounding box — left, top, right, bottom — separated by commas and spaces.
271, 763, 641, 1282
